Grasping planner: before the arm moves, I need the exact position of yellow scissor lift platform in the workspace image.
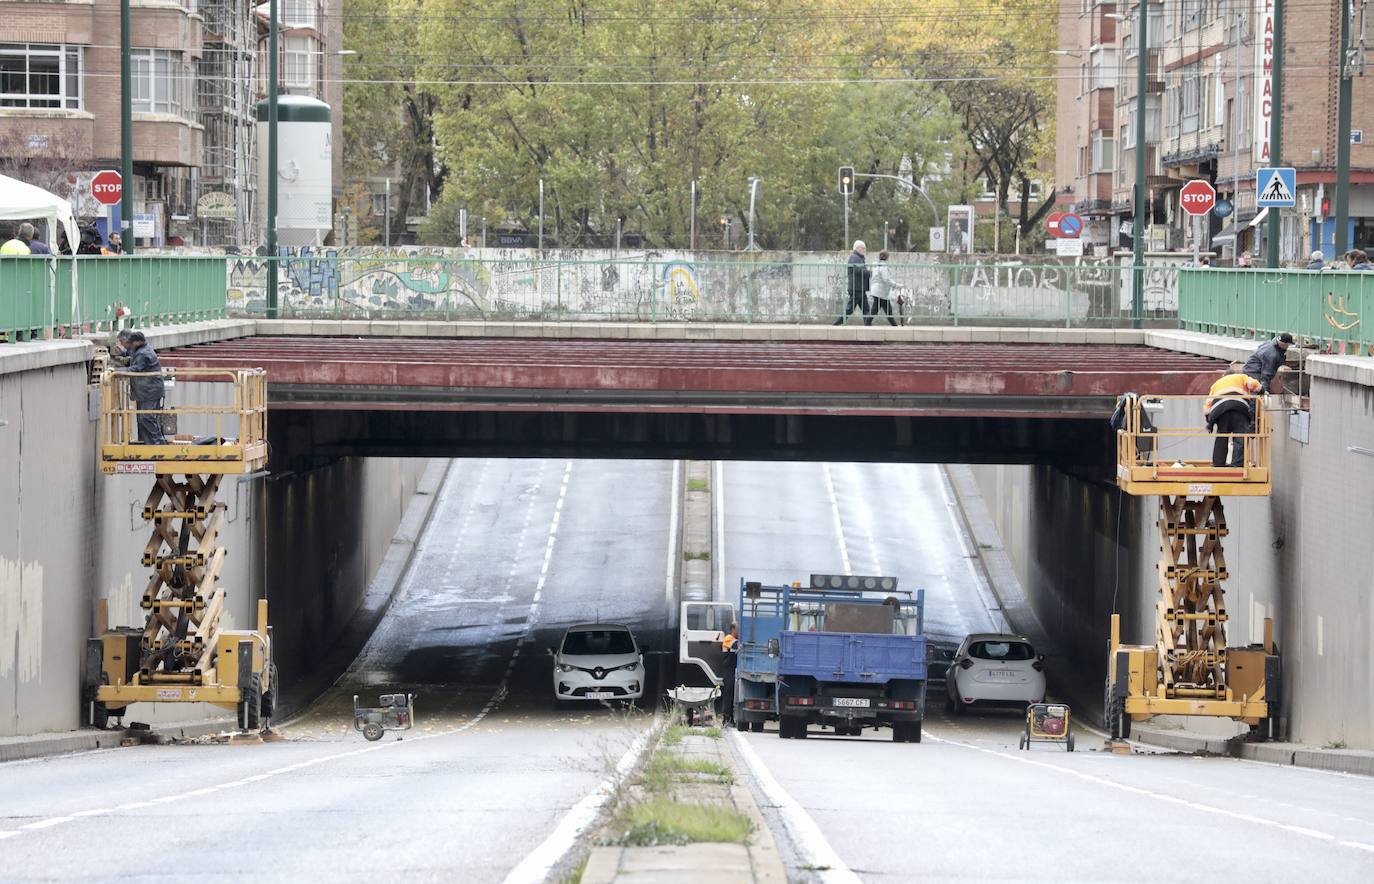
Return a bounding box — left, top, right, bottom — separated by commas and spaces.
1107, 395, 1280, 741
86, 366, 278, 731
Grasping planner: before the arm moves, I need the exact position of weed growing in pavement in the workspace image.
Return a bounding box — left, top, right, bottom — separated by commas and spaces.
1325, 740, 1348, 749
638, 752, 733, 793
682, 550, 710, 561
618, 797, 752, 847
687, 477, 709, 493
661, 723, 685, 746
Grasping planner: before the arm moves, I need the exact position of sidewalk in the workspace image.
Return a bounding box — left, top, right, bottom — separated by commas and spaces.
1130, 723, 1374, 776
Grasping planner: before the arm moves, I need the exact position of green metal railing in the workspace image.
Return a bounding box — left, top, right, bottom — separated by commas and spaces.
1, 256, 226, 341
1179, 267, 1373, 355
240, 255, 1171, 326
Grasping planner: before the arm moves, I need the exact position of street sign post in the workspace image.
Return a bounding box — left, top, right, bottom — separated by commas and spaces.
1180, 180, 1216, 265
1256, 167, 1297, 207
91, 170, 122, 206
1057, 213, 1083, 238
1046, 211, 1065, 237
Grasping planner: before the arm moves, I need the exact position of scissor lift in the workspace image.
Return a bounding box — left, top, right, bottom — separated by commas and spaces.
85, 366, 277, 731
1106, 395, 1280, 741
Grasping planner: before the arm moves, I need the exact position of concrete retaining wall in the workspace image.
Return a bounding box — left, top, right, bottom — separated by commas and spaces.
0, 328, 425, 737
969, 351, 1374, 747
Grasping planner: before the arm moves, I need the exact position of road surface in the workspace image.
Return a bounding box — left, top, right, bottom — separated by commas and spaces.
720, 461, 1374, 882
0, 458, 677, 882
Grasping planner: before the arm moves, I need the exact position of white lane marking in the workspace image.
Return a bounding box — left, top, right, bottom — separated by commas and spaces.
665, 460, 681, 615
925, 730, 1370, 851
729, 731, 862, 884
714, 460, 725, 600
1341, 840, 1374, 853
0, 831, 20, 840
822, 463, 852, 575
935, 466, 1009, 633
20, 817, 72, 831
503, 713, 661, 884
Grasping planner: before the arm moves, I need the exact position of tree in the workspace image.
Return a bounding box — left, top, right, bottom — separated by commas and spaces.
343, 0, 441, 245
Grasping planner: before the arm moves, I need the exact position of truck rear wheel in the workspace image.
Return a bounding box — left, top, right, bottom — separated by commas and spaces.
751, 721, 765, 733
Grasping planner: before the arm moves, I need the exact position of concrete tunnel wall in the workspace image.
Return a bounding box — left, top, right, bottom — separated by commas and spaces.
969, 368, 1374, 748
0, 338, 425, 737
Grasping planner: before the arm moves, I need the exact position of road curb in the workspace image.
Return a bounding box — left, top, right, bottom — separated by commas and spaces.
1131, 726, 1374, 776
0, 718, 233, 764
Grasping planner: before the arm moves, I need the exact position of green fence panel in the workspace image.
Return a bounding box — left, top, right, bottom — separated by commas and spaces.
1179, 268, 1373, 354
74, 256, 227, 330
0, 257, 55, 340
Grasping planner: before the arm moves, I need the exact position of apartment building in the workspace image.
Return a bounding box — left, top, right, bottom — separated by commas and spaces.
1053, 0, 1120, 251
0, 0, 341, 247
1058, 0, 1374, 263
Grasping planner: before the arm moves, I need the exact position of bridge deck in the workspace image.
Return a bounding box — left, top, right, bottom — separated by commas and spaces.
160, 337, 1228, 416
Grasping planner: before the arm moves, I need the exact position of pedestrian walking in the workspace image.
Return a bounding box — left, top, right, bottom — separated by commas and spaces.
1, 223, 33, 255
124, 332, 166, 445
1306, 250, 1325, 270
868, 251, 898, 326
1345, 249, 1373, 270
1204, 372, 1262, 467
833, 240, 870, 325
1241, 333, 1293, 391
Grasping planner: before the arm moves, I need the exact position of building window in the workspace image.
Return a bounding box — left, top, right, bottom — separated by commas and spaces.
1091, 49, 1117, 89
0, 44, 82, 109
1181, 66, 1200, 135
283, 0, 318, 29
1122, 120, 1133, 150
1092, 132, 1115, 172
131, 49, 185, 115
284, 36, 315, 90
1182, 0, 1205, 31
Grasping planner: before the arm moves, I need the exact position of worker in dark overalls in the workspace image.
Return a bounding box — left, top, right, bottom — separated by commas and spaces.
719, 625, 739, 726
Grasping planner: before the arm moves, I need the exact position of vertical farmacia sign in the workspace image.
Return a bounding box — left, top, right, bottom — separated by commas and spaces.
1253, 0, 1276, 163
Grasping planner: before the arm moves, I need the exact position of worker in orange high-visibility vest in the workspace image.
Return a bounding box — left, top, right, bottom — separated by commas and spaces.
719, 625, 739, 725
1204, 372, 1262, 467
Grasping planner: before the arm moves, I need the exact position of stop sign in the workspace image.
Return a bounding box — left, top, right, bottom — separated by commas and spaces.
1180, 179, 1216, 216
91, 169, 122, 206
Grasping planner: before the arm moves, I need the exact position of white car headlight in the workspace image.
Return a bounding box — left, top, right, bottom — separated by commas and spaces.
622, 661, 640, 672
557, 663, 574, 672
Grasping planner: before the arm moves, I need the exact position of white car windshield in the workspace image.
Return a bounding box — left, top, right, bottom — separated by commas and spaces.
562, 629, 636, 656
969, 640, 1035, 661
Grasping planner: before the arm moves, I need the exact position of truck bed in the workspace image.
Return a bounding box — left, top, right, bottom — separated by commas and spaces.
778, 631, 927, 683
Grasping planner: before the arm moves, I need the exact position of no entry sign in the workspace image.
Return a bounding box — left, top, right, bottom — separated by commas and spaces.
91, 169, 123, 206
1180, 180, 1216, 217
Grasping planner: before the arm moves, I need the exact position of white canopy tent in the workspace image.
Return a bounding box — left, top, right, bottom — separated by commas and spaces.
0, 174, 81, 333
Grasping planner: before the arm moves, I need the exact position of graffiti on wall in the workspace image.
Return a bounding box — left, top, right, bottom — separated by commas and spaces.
185, 245, 1182, 322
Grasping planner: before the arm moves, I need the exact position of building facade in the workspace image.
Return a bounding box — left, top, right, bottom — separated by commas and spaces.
0, 0, 341, 247
1057, 0, 1374, 264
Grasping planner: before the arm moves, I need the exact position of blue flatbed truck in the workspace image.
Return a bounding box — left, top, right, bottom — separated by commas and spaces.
773, 577, 927, 742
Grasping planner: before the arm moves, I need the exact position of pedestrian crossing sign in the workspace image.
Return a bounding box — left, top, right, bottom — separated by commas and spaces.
1256, 167, 1296, 207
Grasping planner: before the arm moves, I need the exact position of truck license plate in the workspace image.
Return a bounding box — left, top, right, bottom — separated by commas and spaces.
833, 698, 870, 708
585, 691, 615, 699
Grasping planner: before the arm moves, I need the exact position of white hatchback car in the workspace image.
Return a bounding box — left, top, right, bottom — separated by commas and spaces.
945, 633, 1045, 713
552, 624, 644, 703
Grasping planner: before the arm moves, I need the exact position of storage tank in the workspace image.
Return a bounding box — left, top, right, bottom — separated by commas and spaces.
256, 96, 333, 247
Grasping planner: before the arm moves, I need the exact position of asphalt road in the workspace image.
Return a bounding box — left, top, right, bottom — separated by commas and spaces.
0, 458, 677, 883
720, 461, 1374, 883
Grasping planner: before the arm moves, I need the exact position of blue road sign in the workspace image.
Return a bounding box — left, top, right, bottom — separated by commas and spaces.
1213, 199, 1234, 219
1256, 167, 1296, 207
1058, 213, 1083, 237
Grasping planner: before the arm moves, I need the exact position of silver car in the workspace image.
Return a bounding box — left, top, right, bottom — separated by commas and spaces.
552, 623, 644, 704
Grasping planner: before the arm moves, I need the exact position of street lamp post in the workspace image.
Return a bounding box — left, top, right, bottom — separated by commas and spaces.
538, 178, 544, 252
1131, 2, 1148, 327
1264, 0, 1285, 267
746, 176, 761, 250
120, 0, 133, 254
266, 0, 279, 318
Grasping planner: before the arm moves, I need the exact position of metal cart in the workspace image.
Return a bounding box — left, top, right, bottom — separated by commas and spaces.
353, 693, 415, 741
667, 685, 720, 727
1019, 702, 1074, 751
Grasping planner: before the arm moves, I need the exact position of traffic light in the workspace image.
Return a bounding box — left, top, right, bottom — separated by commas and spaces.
838, 166, 855, 195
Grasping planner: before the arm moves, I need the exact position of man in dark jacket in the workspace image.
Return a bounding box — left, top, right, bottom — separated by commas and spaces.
833, 240, 871, 325
125, 332, 166, 444
1241, 333, 1292, 391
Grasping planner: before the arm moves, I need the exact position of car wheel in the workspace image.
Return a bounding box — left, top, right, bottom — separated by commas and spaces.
1066, 734, 1075, 752
362, 721, 384, 742
944, 693, 955, 715
1019, 735, 1026, 750
953, 695, 966, 716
